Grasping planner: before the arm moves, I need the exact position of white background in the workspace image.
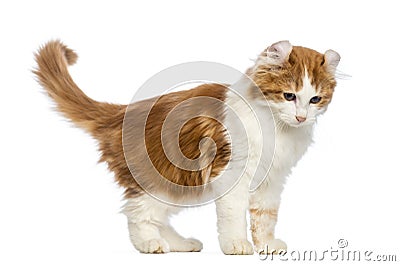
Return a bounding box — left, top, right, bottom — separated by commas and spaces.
0, 0, 399, 265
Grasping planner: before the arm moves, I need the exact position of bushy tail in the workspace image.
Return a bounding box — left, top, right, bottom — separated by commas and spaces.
34, 40, 125, 136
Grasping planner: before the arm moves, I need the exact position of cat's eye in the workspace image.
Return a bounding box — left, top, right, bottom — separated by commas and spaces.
283, 93, 296, 101
310, 96, 322, 104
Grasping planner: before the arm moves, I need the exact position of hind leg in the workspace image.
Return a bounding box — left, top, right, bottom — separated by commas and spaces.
123, 194, 202, 253
123, 194, 170, 253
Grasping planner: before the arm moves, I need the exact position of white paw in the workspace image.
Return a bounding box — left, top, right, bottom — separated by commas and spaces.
219, 238, 254, 255
136, 238, 170, 253
182, 238, 203, 252
170, 238, 203, 252
258, 239, 287, 254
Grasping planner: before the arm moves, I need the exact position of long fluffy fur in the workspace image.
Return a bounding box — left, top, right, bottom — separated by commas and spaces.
34, 40, 126, 134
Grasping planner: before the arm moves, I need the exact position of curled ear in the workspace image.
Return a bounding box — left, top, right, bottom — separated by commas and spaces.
324, 49, 341, 72
263, 40, 293, 66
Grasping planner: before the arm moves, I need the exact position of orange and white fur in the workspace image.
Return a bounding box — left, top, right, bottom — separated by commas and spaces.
34, 40, 340, 255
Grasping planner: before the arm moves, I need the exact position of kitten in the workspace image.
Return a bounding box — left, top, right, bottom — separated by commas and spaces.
34, 40, 340, 255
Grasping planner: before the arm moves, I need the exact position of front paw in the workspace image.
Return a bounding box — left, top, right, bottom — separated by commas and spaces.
219, 238, 254, 255
257, 239, 287, 254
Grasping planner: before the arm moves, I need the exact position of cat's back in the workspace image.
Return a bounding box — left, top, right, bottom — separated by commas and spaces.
123, 83, 232, 192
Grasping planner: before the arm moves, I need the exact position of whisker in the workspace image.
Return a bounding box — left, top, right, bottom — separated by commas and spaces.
335, 69, 352, 80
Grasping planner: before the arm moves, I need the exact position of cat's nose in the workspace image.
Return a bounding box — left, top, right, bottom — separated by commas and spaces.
296, 116, 306, 123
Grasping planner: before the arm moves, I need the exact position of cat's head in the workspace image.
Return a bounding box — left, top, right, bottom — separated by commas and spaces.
248, 41, 340, 128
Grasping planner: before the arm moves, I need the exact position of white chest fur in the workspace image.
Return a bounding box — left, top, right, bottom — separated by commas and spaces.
268, 125, 314, 183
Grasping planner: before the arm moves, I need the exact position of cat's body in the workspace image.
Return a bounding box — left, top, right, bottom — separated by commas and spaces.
34, 40, 340, 255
